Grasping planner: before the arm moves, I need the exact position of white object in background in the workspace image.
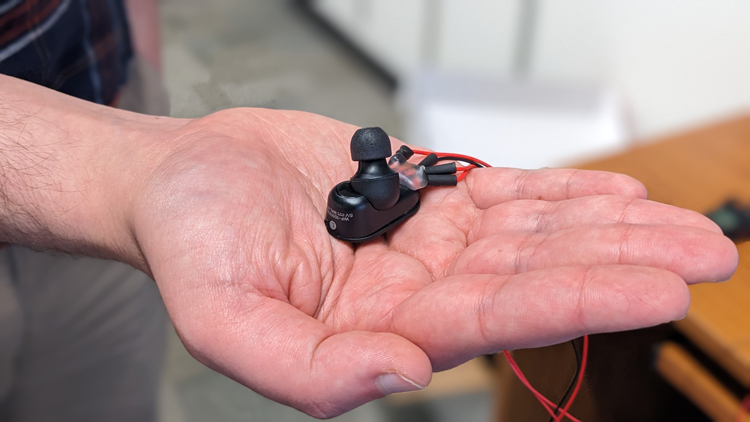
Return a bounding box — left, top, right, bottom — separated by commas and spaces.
400, 71, 631, 169
310, 0, 429, 78
309, 0, 521, 79
601, 0, 750, 139
530, 0, 750, 139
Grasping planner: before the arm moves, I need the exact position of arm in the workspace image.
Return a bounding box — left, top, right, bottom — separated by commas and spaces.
0, 74, 179, 266
0, 74, 738, 417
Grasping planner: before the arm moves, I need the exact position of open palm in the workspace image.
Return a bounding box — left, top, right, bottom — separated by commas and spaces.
132, 108, 737, 418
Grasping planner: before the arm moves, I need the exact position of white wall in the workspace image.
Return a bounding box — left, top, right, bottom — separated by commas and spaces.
311, 0, 521, 78
601, 0, 750, 138
311, 0, 428, 77
530, 0, 606, 83
311, 0, 750, 140
431, 0, 520, 77
511, 0, 750, 138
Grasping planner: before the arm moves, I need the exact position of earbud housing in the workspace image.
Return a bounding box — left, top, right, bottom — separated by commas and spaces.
325, 127, 420, 243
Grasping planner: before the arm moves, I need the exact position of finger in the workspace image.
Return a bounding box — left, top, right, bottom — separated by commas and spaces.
390, 265, 690, 370
469, 196, 723, 243
466, 168, 648, 209
451, 225, 737, 284
175, 296, 432, 419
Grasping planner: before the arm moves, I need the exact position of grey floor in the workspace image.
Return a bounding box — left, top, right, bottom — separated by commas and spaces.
158, 1, 491, 421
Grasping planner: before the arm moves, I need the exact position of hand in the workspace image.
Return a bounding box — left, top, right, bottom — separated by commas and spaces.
131, 108, 738, 418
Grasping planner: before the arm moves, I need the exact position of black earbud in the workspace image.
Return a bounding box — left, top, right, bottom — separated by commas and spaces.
349, 127, 400, 210
325, 127, 420, 243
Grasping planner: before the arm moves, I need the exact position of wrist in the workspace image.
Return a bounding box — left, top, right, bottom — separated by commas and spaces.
0, 75, 187, 270
89, 112, 190, 270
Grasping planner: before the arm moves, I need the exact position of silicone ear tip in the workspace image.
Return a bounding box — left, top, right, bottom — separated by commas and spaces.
351, 127, 392, 161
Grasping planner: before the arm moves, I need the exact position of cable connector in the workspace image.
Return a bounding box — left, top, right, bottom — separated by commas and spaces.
426, 174, 458, 186
389, 146, 429, 190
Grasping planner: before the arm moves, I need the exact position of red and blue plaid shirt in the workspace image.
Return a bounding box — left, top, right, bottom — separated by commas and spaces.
0, 0, 133, 105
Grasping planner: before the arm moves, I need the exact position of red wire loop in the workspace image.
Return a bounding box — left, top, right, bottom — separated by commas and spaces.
502, 335, 589, 422
410, 148, 492, 168
409, 148, 489, 181
736, 393, 750, 422
410, 147, 589, 420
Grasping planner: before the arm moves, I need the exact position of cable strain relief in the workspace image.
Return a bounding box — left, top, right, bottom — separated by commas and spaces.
426, 174, 458, 187
418, 153, 439, 167
397, 145, 414, 160
424, 162, 457, 175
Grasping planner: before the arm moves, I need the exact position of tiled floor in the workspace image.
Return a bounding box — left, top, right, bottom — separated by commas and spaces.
161, 0, 401, 136
158, 1, 492, 421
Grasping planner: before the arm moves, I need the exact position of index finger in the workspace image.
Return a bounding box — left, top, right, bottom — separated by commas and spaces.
465, 168, 648, 209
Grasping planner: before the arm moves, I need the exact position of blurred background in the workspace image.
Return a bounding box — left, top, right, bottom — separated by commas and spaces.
157, 0, 750, 421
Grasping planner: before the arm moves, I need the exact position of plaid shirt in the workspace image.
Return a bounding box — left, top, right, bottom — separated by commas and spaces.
0, 0, 133, 105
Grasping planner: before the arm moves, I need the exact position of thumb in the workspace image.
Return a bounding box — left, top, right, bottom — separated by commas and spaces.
176, 296, 432, 419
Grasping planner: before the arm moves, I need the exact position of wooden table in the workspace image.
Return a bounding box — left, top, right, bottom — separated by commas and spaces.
496, 115, 750, 421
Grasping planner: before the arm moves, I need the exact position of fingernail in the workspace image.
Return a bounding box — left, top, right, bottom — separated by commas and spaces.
376, 373, 424, 395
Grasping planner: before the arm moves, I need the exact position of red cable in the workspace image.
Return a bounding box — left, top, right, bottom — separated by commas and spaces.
502, 336, 589, 422
411, 147, 589, 420
456, 165, 477, 182
503, 349, 584, 422
409, 149, 485, 182
503, 351, 563, 419
736, 393, 750, 422
559, 335, 589, 421
410, 148, 434, 156
410, 148, 492, 168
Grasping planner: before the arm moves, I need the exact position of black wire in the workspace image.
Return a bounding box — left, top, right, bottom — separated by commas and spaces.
548, 339, 582, 422
435, 156, 486, 169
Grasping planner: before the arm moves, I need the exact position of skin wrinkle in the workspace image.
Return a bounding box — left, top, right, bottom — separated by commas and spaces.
251, 111, 344, 201
617, 197, 640, 224
622, 275, 662, 313
476, 275, 501, 352
257, 223, 293, 299
532, 200, 555, 233
465, 207, 486, 245
314, 242, 353, 320
367, 263, 429, 331
524, 231, 553, 274
464, 168, 479, 208
514, 169, 535, 200
307, 326, 336, 374
283, 247, 307, 305
617, 224, 637, 265
314, 242, 338, 314
353, 281, 398, 330
361, 262, 426, 331
269, 203, 299, 299
421, 191, 472, 273
575, 266, 596, 333
439, 188, 479, 237
389, 192, 470, 280
282, 201, 322, 306
322, 247, 408, 331
513, 231, 540, 274
217, 284, 268, 331
288, 242, 326, 316
289, 231, 327, 311
314, 257, 349, 322
564, 169, 580, 200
